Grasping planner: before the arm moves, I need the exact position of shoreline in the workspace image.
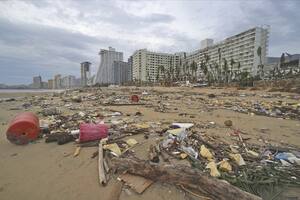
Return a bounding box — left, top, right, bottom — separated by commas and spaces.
0, 89, 64, 93
0, 89, 64, 98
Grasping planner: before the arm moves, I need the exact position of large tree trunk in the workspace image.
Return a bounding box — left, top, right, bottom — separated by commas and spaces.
112, 157, 261, 200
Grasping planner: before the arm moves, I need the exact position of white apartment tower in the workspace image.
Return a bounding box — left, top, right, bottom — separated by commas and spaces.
132, 49, 181, 82
80, 62, 91, 87
62, 75, 76, 88
113, 61, 131, 85
53, 74, 62, 89
201, 39, 214, 49
95, 47, 123, 84
188, 26, 269, 76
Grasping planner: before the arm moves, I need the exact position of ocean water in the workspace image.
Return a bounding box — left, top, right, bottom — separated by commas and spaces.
0, 89, 64, 93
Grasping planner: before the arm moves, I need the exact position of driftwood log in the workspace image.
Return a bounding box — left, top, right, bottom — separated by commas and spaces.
98, 141, 107, 185
112, 157, 261, 200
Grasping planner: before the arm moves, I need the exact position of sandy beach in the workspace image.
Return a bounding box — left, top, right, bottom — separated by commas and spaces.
0, 87, 299, 200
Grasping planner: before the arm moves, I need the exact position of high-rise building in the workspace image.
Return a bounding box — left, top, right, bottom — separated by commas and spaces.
128, 56, 133, 81
113, 61, 131, 85
32, 76, 42, 89
131, 49, 182, 82
48, 79, 54, 89
187, 26, 269, 76
61, 75, 76, 88
80, 62, 91, 87
41, 82, 48, 89
201, 39, 214, 49
95, 47, 123, 84
53, 74, 62, 89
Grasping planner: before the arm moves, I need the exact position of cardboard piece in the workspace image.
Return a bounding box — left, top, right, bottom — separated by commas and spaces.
119, 173, 153, 194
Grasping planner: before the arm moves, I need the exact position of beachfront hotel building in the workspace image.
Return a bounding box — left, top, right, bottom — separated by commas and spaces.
113, 61, 131, 85
53, 74, 62, 89
48, 79, 54, 89
32, 76, 42, 89
95, 47, 123, 84
80, 61, 91, 87
187, 26, 269, 76
131, 49, 182, 82
61, 75, 76, 88
131, 26, 269, 82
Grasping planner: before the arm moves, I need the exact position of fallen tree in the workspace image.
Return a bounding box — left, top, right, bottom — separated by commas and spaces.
112, 157, 261, 200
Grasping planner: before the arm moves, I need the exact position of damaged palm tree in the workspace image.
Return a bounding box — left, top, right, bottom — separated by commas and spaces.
111, 156, 261, 200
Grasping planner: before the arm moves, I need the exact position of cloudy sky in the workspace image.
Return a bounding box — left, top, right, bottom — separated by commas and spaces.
0, 0, 299, 85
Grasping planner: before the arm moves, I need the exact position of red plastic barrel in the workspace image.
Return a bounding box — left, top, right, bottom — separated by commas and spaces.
6, 112, 40, 145
131, 95, 139, 103
79, 123, 108, 143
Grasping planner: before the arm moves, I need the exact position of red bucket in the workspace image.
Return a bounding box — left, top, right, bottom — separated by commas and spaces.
79, 123, 108, 143
131, 95, 139, 103
6, 112, 40, 145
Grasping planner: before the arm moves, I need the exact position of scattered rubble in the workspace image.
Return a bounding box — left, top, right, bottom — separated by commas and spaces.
5, 87, 300, 199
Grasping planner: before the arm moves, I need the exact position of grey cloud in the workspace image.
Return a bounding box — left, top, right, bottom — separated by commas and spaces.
67, 0, 175, 29
197, 0, 300, 56
0, 19, 100, 50
0, 18, 103, 84
239, 0, 300, 56
1, 0, 300, 84
142, 13, 175, 23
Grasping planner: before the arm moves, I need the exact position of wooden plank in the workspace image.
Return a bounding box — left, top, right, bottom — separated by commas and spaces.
107, 181, 123, 200
98, 141, 106, 185
119, 173, 153, 194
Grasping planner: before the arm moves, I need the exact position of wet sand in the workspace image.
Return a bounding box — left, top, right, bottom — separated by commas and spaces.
0, 87, 299, 200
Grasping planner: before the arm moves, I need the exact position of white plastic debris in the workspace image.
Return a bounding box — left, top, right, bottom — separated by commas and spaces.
181, 146, 198, 159
172, 123, 194, 129
78, 111, 85, 117
71, 129, 80, 135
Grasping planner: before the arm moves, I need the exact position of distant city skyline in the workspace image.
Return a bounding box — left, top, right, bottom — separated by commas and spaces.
0, 0, 299, 84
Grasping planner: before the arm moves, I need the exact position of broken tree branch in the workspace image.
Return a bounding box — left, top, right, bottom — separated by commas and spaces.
190, 133, 218, 150
98, 141, 107, 185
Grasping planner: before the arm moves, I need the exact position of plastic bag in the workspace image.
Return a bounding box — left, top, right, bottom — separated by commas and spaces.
181, 146, 198, 159
229, 153, 246, 166
206, 161, 220, 177
219, 159, 232, 172
200, 145, 213, 160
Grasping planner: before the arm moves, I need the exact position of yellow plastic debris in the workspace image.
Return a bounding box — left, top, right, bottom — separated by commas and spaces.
135, 123, 150, 129
229, 145, 239, 154
167, 128, 184, 136
219, 159, 232, 172
229, 153, 246, 166
180, 153, 188, 159
206, 161, 220, 177
200, 145, 213, 160
126, 138, 138, 147
103, 143, 121, 156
